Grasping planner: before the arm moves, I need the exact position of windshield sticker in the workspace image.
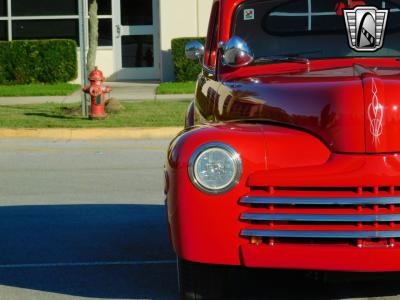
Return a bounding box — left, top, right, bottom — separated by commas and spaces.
344, 6, 388, 52
244, 9, 255, 20
335, 1, 366, 16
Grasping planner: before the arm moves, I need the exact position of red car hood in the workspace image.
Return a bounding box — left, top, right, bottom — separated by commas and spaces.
217, 64, 400, 153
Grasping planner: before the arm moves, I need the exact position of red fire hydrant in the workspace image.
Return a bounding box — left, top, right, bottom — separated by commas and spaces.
82, 67, 111, 119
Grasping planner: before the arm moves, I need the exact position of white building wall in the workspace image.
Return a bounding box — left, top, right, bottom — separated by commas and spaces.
159, 0, 213, 82
198, 1, 214, 35
74, 49, 115, 84
75, 0, 213, 83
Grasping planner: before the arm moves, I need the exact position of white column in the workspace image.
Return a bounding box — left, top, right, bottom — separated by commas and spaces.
78, 0, 88, 116
7, 0, 11, 40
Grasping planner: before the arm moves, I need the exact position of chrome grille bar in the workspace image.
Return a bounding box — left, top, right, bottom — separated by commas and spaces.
240, 196, 400, 206
241, 213, 400, 222
241, 229, 400, 239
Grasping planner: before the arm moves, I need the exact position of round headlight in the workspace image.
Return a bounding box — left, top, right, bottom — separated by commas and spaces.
188, 143, 242, 194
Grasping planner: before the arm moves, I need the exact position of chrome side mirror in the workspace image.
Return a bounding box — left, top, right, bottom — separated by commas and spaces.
185, 41, 205, 61
221, 36, 254, 67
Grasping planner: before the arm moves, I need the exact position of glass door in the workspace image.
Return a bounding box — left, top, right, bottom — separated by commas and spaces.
114, 0, 160, 80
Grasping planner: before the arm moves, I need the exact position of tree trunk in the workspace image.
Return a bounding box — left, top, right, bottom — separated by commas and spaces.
87, 0, 98, 74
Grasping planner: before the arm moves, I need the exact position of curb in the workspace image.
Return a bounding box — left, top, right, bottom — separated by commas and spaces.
0, 127, 183, 140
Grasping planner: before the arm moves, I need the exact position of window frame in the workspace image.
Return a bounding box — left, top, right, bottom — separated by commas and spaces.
0, 0, 113, 48
231, 0, 400, 61
204, 1, 220, 70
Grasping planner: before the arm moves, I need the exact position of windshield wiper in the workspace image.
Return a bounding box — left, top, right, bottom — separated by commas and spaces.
254, 56, 310, 65
253, 50, 323, 65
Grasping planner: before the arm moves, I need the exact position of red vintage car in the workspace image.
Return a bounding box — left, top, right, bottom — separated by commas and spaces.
165, 0, 400, 298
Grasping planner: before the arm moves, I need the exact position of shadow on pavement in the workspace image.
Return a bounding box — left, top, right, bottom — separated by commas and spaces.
1, 205, 400, 299
0, 204, 177, 299
223, 267, 400, 299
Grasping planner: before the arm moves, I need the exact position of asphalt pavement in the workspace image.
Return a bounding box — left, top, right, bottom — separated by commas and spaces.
0, 138, 177, 300
0, 138, 400, 299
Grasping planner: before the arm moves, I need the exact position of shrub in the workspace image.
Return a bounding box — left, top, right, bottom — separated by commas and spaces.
0, 39, 78, 84
171, 37, 206, 82
0, 64, 6, 85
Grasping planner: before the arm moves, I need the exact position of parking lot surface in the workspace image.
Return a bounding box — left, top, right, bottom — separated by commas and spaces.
0, 139, 400, 300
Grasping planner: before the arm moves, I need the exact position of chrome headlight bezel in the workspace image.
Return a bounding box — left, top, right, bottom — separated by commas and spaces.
188, 142, 242, 194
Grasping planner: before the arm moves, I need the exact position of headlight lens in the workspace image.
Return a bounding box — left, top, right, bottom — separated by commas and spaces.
188, 143, 242, 194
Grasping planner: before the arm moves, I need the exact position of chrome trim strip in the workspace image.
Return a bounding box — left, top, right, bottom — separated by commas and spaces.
240, 196, 400, 206
241, 229, 400, 239
241, 213, 400, 222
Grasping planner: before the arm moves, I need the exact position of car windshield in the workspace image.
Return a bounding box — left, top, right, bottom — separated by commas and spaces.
232, 0, 400, 60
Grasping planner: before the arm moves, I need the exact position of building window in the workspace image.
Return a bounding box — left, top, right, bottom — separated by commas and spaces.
12, 0, 78, 16
1, 0, 113, 47
122, 35, 154, 68
0, 0, 7, 40
88, 0, 113, 47
12, 20, 79, 42
0, 21, 6, 40
0, 0, 6, 17
98, 19, 112, 46
96, 0, 112, 15
121, 0, 152, 25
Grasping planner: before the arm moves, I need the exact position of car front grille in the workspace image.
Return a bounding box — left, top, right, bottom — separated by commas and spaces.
239, 186, 400, 248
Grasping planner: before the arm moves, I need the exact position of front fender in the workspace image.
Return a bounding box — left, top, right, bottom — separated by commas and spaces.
165, 123, 330, 265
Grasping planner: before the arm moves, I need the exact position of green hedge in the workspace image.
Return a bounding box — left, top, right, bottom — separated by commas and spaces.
171, 37, 206, 82
0, 39, 78, 84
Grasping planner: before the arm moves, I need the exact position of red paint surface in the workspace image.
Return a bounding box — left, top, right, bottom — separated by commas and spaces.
168, 0, 400, 272
241, 244, 400, 272
216, 61, 400, 153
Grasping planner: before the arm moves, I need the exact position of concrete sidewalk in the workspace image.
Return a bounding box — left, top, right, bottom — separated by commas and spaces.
0, 82, 194, 105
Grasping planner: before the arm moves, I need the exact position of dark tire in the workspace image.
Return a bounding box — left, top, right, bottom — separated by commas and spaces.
178, 258, 226, 300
